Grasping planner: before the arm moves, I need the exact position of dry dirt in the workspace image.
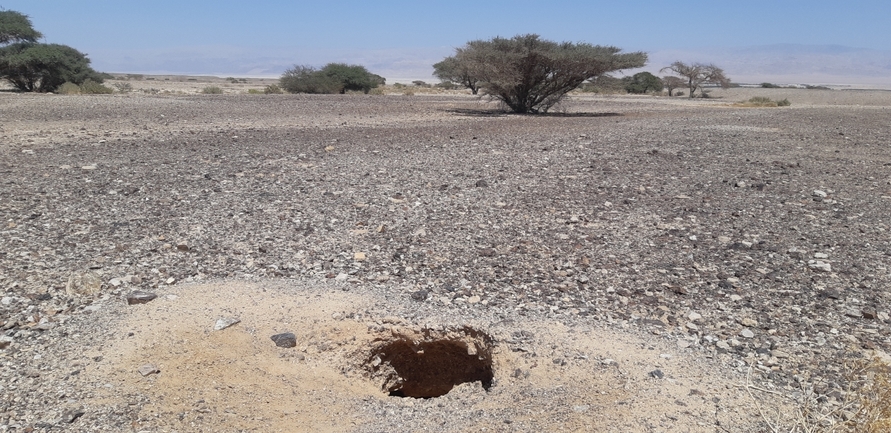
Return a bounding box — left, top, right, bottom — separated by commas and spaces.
2, 78, 891, 432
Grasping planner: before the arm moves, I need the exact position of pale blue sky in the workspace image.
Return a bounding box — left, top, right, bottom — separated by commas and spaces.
4, 1, 890, 84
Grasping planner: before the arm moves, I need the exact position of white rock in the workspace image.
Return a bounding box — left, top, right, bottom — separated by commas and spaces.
214, 317, 240, 331
740, 329, 755, 339
808, 261, 832, 272
688, 312, 702, 321
813, 190, 828, 198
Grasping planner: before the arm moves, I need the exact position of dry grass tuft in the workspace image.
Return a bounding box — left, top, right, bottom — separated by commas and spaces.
735, 96, 791, 107
747, 357, 891, 432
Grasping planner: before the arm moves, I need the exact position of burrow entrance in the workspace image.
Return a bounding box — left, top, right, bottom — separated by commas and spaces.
364, 326, 494, 398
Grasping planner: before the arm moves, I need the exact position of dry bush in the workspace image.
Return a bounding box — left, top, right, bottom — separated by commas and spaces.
747, 358, 891, 432
201, 86, 223, 94
736, 96, 791, 107
57, 82, 80, 95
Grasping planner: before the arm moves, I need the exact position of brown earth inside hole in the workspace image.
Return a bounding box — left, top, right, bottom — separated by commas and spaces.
367, 330, 494, 398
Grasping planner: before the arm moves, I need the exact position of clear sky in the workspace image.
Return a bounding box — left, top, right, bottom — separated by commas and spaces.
3, 0, 890, 84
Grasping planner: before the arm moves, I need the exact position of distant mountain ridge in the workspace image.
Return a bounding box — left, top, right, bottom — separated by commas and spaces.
646, 44, 891, 86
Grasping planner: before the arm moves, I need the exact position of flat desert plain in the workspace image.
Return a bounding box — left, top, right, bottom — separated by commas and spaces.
1, 78, 891, 432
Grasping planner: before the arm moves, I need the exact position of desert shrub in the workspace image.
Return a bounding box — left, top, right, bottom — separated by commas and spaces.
279, 65, 340, 94
805, 84, 831, 90
57, 82, 80, 94
412, 80, 429, 87
127, 74, 144, 80
761, 82, 781, 88
201, 86, 223, 94
112, 82, 132, 93
675, 91, 684, 96
186, 78, 197, 81
748, 96, 773, 104
580, 75, 626, 94
624, 71, 664, 94
279, 63, 383, 94
403, 89, 415, 96
738, 96, 791, 107
435, 80, 458, 90
263, 84, 282, 94
247, 88, 262, 94
80, 79, 113, 94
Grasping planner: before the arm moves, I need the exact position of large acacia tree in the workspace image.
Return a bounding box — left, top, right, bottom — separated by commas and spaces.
0, 10, 105, 92
660, 61, 730, 98
437, 34, 646, 113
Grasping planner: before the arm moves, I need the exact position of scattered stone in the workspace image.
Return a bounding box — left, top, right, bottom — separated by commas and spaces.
0, 335, 13, 349
410, 290, 428, 301
813, 190, 828, 198
685, 322, 699, 331
729, 295, 743, 302
467, 295, 481, 304
61, 408, 86, 423
270, 332, 297, 348
81, 164, 97, 170
354, 252, 367, 262
213, 317, 240, 331
649, 369, 665, 379
740, 329, 755, 339
176, 243, 190, 252
814, 252, 829, 259
334, 273, 349, 282
739, 318, 758, 328
844, 309, 862, 319
138, 364, 159, 376
475, 179, 489, 188
808, 261, 832, 272
688, 312, 702, 322
478, 248, 496, 257
716, 340, 731, 351
862, 308, 877, 320
66, 271, 102, 296
165, 277, 176, 285
126, 291, 157, 305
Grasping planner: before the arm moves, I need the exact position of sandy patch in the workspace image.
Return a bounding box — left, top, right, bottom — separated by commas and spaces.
84, 280, 773, 432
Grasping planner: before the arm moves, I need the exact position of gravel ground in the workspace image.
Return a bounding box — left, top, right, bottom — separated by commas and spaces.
2, 86, 891, 431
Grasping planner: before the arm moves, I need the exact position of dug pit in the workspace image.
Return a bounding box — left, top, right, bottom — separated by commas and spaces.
364, 327, 494, 398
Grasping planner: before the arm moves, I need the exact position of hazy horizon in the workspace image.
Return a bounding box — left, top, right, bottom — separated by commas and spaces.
4, 1, 890, 88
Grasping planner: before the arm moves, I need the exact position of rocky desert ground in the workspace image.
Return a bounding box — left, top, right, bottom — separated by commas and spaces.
1, 78, 891, 432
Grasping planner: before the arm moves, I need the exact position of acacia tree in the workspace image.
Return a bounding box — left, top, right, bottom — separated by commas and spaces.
660, 61, 730, 98
662, 75, 685, 96
439, 34, 646, 113
432, 56, 479, 94
0, 10, 42, 44
0, 10, 105, 92
623, 71, 663, 94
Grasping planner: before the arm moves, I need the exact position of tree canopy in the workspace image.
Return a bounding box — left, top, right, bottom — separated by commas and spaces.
623, 72, 663, 94
279, 63, 384, 94
660, 61, 730, 98
432, 56, 480, 95
436, 34, 646, 113
0, 42, 104, 92
0, 10, 42, 44
0, 9, 104, 92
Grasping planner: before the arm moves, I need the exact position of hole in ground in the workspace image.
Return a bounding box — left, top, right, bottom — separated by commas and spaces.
364, 327, 494, 398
